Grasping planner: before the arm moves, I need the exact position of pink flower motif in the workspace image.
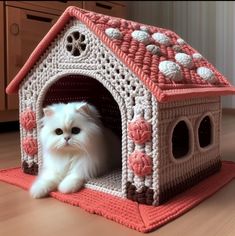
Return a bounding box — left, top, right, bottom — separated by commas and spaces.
128, 118, 151, 144
22, 137, 38, 156
128, 151, 152, 177
20, 109, 36, 131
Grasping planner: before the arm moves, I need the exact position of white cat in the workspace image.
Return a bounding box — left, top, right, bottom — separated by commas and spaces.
30, 102, 121, 198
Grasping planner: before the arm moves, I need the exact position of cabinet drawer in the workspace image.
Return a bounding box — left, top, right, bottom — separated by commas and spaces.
6, 6, 59, 110
6, 1, 83, 15
83, 1, 126, 18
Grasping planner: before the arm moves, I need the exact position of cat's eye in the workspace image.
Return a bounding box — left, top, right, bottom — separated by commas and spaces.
71, 127, 81, 134
55, 128, 63, 135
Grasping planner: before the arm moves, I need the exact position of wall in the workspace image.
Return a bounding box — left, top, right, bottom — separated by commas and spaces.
127, 1, 235, 108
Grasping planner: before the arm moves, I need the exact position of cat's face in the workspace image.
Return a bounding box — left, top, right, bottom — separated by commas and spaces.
40, 102, 101, 154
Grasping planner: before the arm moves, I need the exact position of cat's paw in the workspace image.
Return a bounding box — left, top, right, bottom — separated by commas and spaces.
58, 177, 84, 194
30, 181, 51, 199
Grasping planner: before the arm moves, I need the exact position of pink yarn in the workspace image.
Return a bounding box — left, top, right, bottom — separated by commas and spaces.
128, 118, 151, 144
22, 137, 38, 156
20, 109, 36, 131
128, 151, 152, 177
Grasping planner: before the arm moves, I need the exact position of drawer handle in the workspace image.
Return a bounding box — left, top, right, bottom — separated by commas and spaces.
10, 23, 20, 35
26, 14, 52, 23
96, 2, 112, 10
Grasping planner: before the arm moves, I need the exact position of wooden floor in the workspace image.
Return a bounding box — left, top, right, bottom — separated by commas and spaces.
0, 114, 235, 236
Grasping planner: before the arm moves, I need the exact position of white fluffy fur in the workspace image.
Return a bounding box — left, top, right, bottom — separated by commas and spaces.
30, 102, 121, 198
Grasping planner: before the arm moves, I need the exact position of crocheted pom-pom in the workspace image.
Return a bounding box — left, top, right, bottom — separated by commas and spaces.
175, 53, 194, 69
197, 67, 216, 83
22, 137, 38, 156
152, 32, 171, 45
128, 151, 152, 177
177, 38, 186, 45
159, 61, 183, 81
193, 53, 203, 60
131, 30, 150, 45
128, 118, 151, 144
105, 28, 122, 40
20, 109, 36, 131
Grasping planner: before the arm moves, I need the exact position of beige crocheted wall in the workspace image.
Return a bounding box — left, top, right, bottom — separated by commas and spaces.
19, 19, 158, 199
157, 96, 221, 203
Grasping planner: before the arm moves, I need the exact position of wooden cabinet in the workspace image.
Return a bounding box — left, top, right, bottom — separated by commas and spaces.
0, 2, 4, 112
6, 6, 59, 110
1, 1, 127, 122
83, 1, 126, 18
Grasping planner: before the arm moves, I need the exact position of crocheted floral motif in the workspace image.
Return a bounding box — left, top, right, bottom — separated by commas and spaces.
197, 67, 216, 83
159, 61, 183, 81
20, 109, 36, 131
105, 28, 122, 40
128, 151, 152, 177
177, 38, 186, 45
66, 31, 86, 56
128, 118, 151, 144
152, 32, 171, 45
22, 137, 38, 156
175, 53, 194, 69
131, 30, 150, 45
193, 53, 203, 60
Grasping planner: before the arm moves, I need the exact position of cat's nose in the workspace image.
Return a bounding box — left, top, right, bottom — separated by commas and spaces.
64, 136, 71, 142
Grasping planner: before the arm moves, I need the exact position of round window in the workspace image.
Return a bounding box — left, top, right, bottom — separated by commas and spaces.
170, 117, 193, 161
198, 115, 213, 148
65, 31, 86, 56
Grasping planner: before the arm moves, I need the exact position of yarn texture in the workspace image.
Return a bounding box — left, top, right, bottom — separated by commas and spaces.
128, 151, 152, 177
20, 109, 36, 131
128, 118, 151, 144
22, 137, 38, 156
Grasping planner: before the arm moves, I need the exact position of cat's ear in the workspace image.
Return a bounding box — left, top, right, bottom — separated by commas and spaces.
43, 107, 54, 117
76, 103, 100, 119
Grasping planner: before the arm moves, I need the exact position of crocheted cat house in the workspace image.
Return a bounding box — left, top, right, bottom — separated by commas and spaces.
6, 6, 235, 206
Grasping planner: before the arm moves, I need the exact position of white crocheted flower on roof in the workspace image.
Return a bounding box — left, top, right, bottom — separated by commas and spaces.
177, 38, 185, 45
105, 28, 122, 40
146, 44, 161, 55
131, 30, 150, 44
152, 32, 171, 45
197, 67, 216, 83
159, 61, 183, 81
175, 53, 194, 69
193, 53, 203, 60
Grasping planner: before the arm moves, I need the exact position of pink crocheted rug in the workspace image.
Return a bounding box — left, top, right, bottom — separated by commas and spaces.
0, 161, 235, 233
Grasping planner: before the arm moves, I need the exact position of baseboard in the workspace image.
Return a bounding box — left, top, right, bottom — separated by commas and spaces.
222, 108, 235, 115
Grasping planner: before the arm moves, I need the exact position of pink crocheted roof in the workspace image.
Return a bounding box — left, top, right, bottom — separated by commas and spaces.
6, 6, 235, 102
